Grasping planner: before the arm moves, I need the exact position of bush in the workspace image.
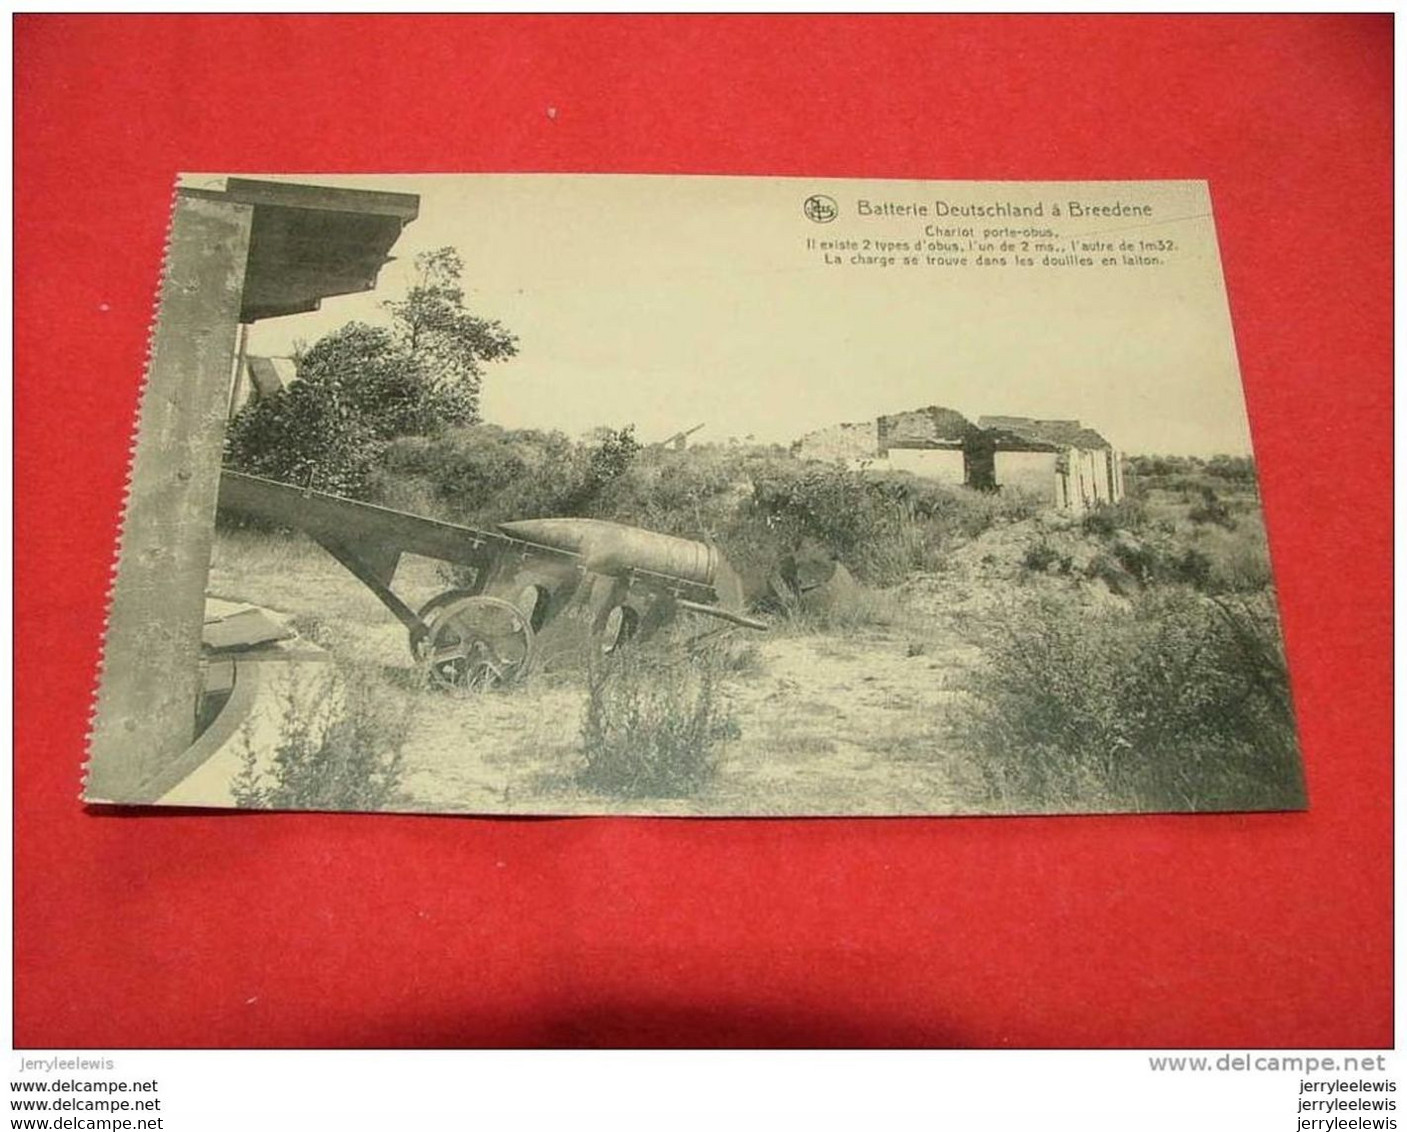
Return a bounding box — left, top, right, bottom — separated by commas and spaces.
958, 588, 1303, 812
751, 465, 893, 557
1022, 541, 1063, 574
371, 425, 579, 522
370, 423, 642, 525
231, 664, 410, 811
1167, 546, 1214, 590
1077, 514, 1274, 598
1126, 454, 1206, 480
591, 446, 746, 537
1205, 454, 1257, 485
1081, 497, 1148, 537
748, 464, 991, 585
1189, 487, 1237, 530
578, 646, 739, 798
226, 325, 397, 496
1110, 535, 1159, 584
1125, 454, 1260, 504
1086, 552, 1138, 596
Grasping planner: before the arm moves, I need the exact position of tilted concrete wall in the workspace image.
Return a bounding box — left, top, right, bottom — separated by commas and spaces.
796, 420, 880, 464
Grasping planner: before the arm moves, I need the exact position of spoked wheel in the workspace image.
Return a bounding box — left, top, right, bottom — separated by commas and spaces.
408, 590, 476, 663
418, 595, 535, 692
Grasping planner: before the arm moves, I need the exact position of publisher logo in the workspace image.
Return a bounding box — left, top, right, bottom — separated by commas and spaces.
803, 194, 839, 223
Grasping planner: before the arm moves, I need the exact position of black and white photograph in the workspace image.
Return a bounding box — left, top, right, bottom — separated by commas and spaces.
85, 174, 1306, 817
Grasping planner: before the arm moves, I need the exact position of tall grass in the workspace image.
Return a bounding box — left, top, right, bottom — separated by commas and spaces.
211, 525, 328, 575
578, 645, 740, 798
958, 587, 1303, 813
231, 663, 411, 811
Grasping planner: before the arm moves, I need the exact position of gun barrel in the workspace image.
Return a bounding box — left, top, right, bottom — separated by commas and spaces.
498, 517, 717, 587
675, 599, 768, 631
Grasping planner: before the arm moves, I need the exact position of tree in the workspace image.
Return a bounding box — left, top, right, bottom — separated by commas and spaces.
382, 247, 518, 425
226, 247, 517, 496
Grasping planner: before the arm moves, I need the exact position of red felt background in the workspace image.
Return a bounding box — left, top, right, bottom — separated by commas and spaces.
14, 14, 1392, 1049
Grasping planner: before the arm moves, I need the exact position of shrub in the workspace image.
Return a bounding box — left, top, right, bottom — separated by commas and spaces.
589, 446, 759, 549
1080, 514, 1275, 598
1126, 454, 1206, 481
1167, 546, 1214, 590
231, 664, 410, 811
1110, 536, 1159, 584
1189, 487, 1237, 530
225, 326, 396, 497
1081, 497, 1149, 537
748, 464, 978, 585
958, 588, 1303, 812
371, 424, 582, 522
1086, 552, 1138, 596
1204, 454, 1257, 485
1125, 454, 1259, 505
578, 646, 739, 798
1022, 541, 1062, 573
370, 423, 643, 525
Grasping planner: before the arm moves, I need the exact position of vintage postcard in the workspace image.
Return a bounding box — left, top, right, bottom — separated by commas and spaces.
84, 175, 1305, 816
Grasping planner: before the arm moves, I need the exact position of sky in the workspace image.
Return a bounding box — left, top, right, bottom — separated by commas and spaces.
193, 173, 1255, 456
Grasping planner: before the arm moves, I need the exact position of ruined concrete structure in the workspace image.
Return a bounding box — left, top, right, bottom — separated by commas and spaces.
794, 405, 1123, 512
975, 416, 1124, 511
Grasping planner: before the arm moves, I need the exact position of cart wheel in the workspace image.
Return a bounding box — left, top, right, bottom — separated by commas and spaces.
409, 589, 478, 661
420, 595, 535, 691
